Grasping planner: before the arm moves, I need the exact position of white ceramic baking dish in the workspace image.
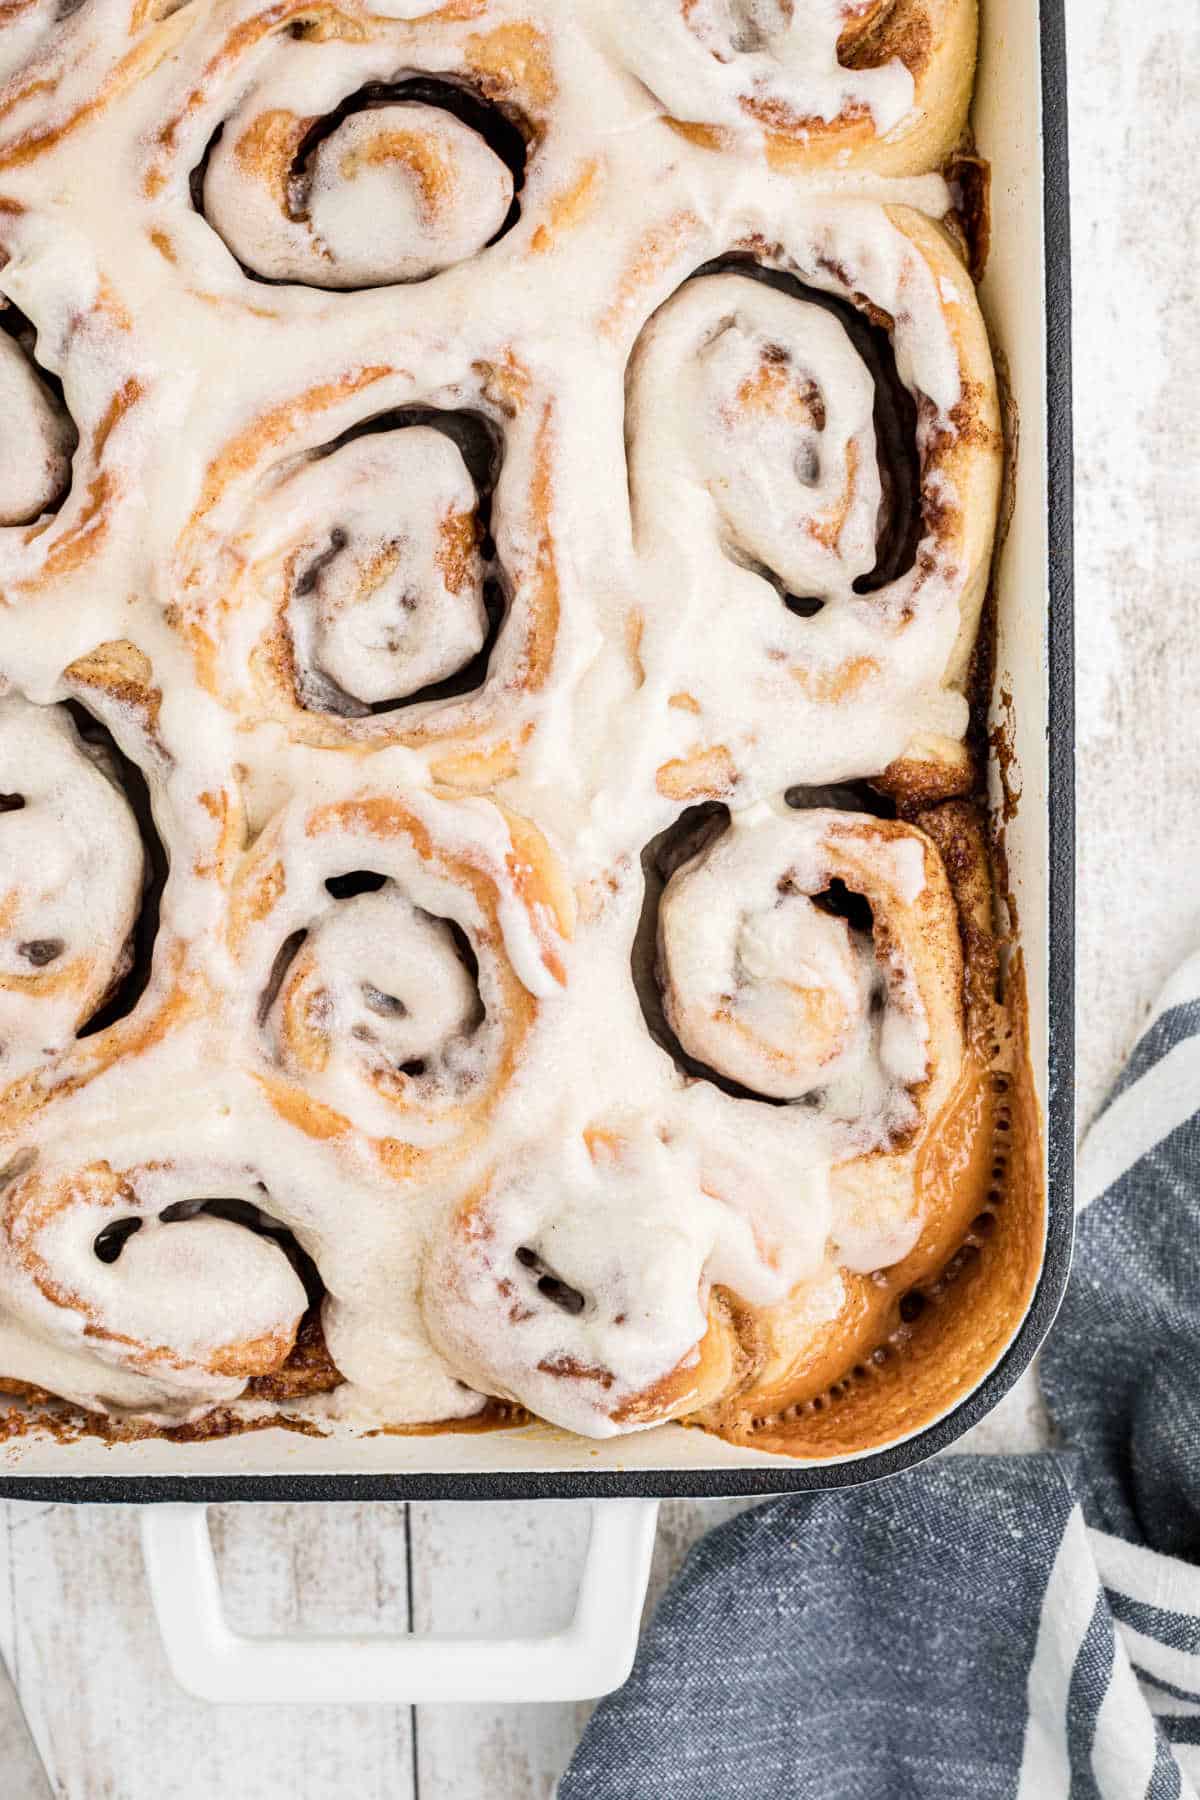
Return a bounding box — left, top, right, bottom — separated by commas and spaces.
0, 0, 1075, 1705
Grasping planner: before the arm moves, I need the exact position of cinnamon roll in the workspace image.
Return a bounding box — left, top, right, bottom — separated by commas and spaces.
229, 781, 574, 1158
0, 306, 74, 525
169, 360, 562, 788
598, 0, 977, 175
622, 202, 1001, 805
136, 0, 564, 295
421, 1125, 766, 1438
0, 696, 144, 1082
0, 1146, 308, 1423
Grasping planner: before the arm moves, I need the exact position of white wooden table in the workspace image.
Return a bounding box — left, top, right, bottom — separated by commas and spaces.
3, 4, 1197, 1792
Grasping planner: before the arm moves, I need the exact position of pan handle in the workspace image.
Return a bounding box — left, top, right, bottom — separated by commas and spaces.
141, 1500, 658, 1705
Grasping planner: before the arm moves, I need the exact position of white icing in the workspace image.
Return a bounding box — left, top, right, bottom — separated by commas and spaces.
0, 327, 74, 525
675, 275, 881, 594
659, 806, 931, 1126
205, 98, 515, 289
261, 427, 488, 710
266, 886, 484, 1115
0, 0, 988, 1436
660, 814, 878, 1100
0, 2, 50, 89
0, 698, 144, 1080
593, 0, 916, 139
0, 1142, 308, 1424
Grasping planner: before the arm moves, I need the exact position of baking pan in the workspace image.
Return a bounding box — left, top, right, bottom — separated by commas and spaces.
0, 0, 1074, 1705
0, 0, 1073, 1516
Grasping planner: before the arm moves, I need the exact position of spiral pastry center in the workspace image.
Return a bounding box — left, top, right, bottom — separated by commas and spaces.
269, 886, 482, 1090
660, 837, 877, 1099
0, 323, 75, 527
672, 881, 873, 1098
712, 280, 878, 594
203, 88, 517, 288
0, 699, 145, 1078
641, 273, 883, 608
656, 807, 935, 1119
278, 427, 488, 714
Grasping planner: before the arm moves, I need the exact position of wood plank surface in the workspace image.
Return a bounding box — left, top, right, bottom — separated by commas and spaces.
0, 1502, 416, 1799
1072, 2, 1200, 1126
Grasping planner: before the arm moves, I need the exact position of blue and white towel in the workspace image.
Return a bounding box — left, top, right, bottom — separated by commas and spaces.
562, 954, 1200, 1800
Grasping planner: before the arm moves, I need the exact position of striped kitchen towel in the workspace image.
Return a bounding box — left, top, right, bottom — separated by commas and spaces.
561, 953, 1200, 1800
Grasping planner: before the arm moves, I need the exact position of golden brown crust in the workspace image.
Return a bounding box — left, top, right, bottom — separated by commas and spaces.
244, 1309, 343, 1401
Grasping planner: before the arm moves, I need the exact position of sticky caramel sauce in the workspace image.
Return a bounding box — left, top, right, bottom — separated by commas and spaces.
366, 1398, 531, 1439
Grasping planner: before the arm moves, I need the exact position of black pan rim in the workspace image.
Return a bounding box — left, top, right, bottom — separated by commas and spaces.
0, 0, 1075, 1504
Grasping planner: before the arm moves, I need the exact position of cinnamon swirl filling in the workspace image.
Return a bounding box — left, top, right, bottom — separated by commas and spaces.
0, 304, 74, 526
0, 1150, 310, 1422
655, 807, 946, 1132
599, 0, 976, 174
0, 0, 1042, 1456
261, 410, 499, 720
230, 783, 573, 1158
0, 697, 145, 1081
196, 76, 528, 289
